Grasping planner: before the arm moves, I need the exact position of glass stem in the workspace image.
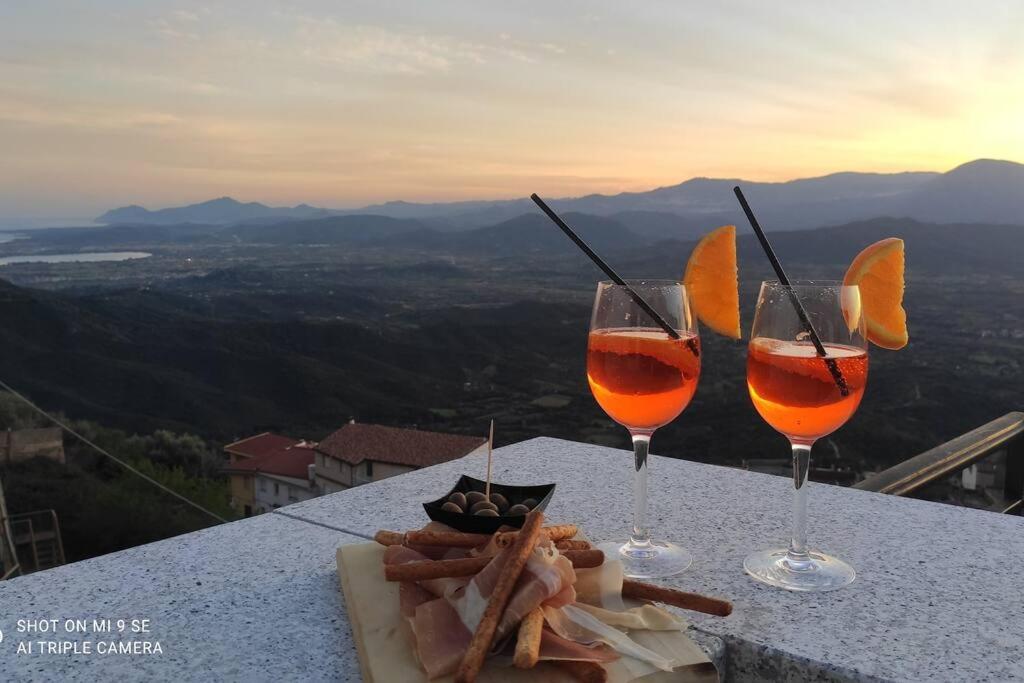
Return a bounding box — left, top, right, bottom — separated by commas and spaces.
630, 432, 652, 547
787, 440, 813, 568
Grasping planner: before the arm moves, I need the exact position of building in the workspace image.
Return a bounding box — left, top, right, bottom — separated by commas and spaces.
224, 432, 300, 464
223, 433, 319, 516
2, 427, 65, 465
314, 423, 487, 494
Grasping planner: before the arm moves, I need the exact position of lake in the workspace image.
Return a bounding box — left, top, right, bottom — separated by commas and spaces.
0, 252, 153, 266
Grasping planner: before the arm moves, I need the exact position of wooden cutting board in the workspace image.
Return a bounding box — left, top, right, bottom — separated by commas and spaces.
337, 543, 719, 682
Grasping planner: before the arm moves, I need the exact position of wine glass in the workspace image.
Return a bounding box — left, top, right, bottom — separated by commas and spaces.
587, 280, 701, 579
744, 281, 868, 591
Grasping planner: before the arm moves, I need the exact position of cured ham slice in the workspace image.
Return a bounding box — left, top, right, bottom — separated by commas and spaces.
384, 543, 470, 598
408, 543, 577, 678
537, 628, 620, 663
399, 582, 437, 619
411, 597, 473, 679
542, 604, 676, 672
376, 523, 712, 681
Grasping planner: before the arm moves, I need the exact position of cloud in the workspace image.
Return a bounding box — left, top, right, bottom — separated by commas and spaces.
295, 21, 487, 75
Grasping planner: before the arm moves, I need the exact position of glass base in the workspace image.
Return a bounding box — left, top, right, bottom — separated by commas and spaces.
597, 539, 693, 579
744, 548, 855, 592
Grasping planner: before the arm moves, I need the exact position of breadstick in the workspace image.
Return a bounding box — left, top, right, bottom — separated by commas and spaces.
496, 524, 578, 548
454, 509, 544, 683
384, 549, 603, 582
512, 608, 544, 669
373, 530, 404, 546
552, 660, 607, 683
621, 579, 733, 617
561, 549, 604, 569
384, 557, 488, 582
404, 529, 492, 548
555, 539, 591, 551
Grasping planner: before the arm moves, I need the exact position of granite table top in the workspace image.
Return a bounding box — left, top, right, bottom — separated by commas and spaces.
282, 436, 1024, 682
2, 436, 1020, 681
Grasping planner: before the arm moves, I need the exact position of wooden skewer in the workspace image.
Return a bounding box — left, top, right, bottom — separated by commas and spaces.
485, 419, 494, 501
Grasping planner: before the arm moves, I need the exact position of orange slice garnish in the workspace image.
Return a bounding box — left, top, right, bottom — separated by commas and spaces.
843, 237, 908, 349
683, 225, 741, 339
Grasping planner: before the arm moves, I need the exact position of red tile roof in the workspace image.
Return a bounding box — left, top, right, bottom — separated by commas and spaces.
316, 423, 486, 469
224, 440, 317, 480
224, 432, 298, 459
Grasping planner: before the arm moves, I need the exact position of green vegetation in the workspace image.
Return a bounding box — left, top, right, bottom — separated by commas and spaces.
0, 393, 235, 562
0, 215, 1022, 560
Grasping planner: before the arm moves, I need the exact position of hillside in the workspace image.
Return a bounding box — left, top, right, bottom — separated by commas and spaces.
0, 218, 1021, 475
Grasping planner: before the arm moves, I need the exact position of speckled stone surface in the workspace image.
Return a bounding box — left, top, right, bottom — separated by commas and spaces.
282, 436, 1024, 682
0, 513, 363, 682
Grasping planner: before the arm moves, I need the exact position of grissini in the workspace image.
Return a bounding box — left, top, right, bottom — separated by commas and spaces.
384, 549, 604, 582
621, 579, 733, 617
403, 529, 492, 548
555, 539, 591, 551
512, 607, 544, 669
561, 549, 604, 569
454, 509, 544, 683
496, 524, 578, 548
373, 530, 404, 546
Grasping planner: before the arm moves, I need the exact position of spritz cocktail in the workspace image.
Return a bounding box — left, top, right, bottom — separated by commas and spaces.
587, 281, 700, 579
744, 281, 868, 592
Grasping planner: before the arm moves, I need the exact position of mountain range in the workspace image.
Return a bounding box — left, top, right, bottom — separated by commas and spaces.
93, 159, 1024, 236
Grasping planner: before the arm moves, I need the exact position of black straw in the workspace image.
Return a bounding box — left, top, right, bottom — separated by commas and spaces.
733, 187, 848, 396
531, 193, 697, 353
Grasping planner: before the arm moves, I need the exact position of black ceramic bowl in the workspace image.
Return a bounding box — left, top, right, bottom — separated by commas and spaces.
423, 475, 555, 534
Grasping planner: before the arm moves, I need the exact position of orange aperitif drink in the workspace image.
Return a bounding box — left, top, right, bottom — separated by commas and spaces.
747, 338, 868, 441
587, 328, 701, 431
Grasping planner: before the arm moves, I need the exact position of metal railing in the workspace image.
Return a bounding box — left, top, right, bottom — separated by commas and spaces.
855, 412, 1024, 514
9, 509, 66, 573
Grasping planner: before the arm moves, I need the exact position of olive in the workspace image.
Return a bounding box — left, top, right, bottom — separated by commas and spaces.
447, 492, 467, 509
474, 508, 499, 517
441, 501, 464, 513
521, 498, 539, 509
506, 504, 530, 516
466, 491, 487, 506
489, 493, 509, 512
470, 500, 499, 514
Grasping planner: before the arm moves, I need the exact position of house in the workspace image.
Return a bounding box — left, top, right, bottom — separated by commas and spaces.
222, 433, 318, 516
2, 428, 64, 465
314, 423, 487, 494
224, 432, 300, 464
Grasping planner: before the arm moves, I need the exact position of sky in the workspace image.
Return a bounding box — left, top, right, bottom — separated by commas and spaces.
2, 1, 1023, 223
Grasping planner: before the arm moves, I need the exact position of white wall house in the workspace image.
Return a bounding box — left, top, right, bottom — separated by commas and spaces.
314, 423, 487, 494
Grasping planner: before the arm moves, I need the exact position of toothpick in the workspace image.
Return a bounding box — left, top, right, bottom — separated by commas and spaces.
485, 420, 494, 501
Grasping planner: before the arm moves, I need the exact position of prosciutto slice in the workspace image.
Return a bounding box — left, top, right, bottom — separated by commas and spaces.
537, 628, 620, 663
409, 542, 577, 679
383, 543, 470, 598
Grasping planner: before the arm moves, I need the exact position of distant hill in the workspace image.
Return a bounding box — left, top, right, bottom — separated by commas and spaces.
451, 213, 640, 254
93, 159, 1024, 239
615, 217, 1024, 279
225, 214, 429, 245
348, 159, 1023, 234
97, 197, 335, 226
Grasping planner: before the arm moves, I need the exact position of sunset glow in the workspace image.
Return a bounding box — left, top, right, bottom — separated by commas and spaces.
2, 1, 1023, 220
